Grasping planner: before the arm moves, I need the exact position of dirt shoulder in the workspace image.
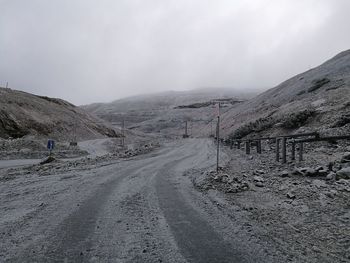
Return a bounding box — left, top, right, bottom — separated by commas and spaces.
193, 140, 350, 263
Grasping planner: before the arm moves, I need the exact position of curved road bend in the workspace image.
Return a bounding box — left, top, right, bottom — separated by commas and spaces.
10, 139, 266, 262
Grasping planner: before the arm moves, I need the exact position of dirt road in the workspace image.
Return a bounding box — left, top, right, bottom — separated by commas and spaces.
1, 139, 271, 262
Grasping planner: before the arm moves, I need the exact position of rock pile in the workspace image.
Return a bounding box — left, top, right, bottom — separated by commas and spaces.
290, 166, 328, 177
197, 171, 250, 193
280, 152, 350, 181
253, 176, 264, 187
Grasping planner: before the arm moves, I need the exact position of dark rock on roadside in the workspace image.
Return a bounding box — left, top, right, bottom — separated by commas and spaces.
303, 168, 318, 177
254, 169, 265, 175
280, 170, 290, 178
255, 181, 264, 187
253, 176, 264, 182
326, 172, 336, 181
253, 176, 264, 187
340, 152, 350, 163
286, 192, 296, 199
292, 167, 329, 177
336, 167, 350, 180
40, 156, 56, 165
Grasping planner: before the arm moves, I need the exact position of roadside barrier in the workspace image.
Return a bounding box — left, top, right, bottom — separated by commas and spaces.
225, 132, 350, 163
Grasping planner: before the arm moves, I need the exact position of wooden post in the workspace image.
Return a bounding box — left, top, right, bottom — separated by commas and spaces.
216, 103, 220, 173
257, 140, 262, 154
122, 119, 125, 148
298, 142, 304, 162
282, 137, 287, 163
291, 141, 296, 161
230, 139, 233, 149
245, 141, 250, 155
276, 138, 280, 162
237, 141, 241, 149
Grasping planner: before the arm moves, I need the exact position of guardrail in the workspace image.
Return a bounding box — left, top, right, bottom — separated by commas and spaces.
225, 132, 350, 163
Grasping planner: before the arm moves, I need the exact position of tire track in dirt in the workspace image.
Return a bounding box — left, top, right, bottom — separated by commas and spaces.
155, 149, 250, 262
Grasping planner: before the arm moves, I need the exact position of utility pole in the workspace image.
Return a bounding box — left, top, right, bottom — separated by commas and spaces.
216, 103, 220, 173
122, 119, 125, 148
183, 121, 189, 138
73, 122, 77, 145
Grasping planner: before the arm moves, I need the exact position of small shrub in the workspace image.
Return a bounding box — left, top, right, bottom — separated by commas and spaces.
308, 78, 330, 92
175, 102, 212, 109
343, 101, 350, 108
230, 116, 276, 139
281, 109, 316, 129
297, 90, 306, 96
331, 114, 350, 128
0, 110, 28, 138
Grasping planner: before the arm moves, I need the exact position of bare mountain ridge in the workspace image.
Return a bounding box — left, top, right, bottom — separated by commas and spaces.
83, 50, 350, 139
83, 88, 255, 113
0, 88, 120, 140
82, 88, 256, 135
218, 49, 350, 139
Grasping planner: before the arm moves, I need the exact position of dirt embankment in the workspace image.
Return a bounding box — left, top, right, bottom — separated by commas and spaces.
192, 139, 350, 262
0, 87, 120, 140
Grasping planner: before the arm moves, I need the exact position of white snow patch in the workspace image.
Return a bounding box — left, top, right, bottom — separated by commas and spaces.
311, 99, 326, 107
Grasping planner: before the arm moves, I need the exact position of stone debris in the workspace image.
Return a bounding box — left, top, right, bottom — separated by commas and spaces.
253, 175, 265, 187
324, 190, 338, 198
254, 169, 265, 175
280, 170, 290, 177
196, 171, 250, 193
286, 192, 296, 199
336, 167, 350, 180
255, 181, 264, 187
253, 176, 264, 182
312, 179, 327, 188
340, 152, 350, 163
325, 172, 336, 181
40, 156, 56, 165
192, 138, 350, 262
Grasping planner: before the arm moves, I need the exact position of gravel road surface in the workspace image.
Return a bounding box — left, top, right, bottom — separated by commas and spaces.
1, 139, 271, 262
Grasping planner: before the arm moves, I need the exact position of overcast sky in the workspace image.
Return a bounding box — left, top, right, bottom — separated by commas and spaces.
1, 0, 349, 105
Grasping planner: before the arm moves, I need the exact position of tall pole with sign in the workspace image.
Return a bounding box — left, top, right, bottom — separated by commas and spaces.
216, 103, 220, 173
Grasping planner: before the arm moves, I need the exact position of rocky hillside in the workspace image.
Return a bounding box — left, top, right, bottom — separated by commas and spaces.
0, 88, 120, 140
217, 49, 350, 139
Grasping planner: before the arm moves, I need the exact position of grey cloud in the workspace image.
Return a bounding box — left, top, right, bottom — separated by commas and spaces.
0, 0, 349, 104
